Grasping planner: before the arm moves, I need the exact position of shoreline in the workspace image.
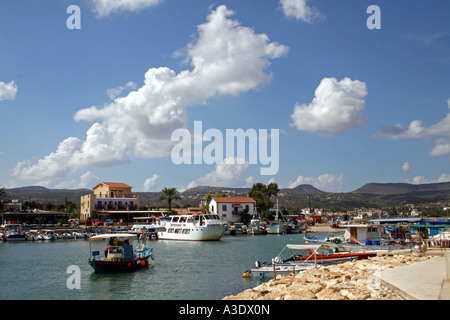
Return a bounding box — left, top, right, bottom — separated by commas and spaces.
223, 249, 444, 300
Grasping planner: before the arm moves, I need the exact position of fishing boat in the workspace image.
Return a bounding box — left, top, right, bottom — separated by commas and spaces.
247, 218, 265, 235
304, 222, 403, 252
88, 233, 154, 273
265, 199, 287, 234
157, 214, 226, 241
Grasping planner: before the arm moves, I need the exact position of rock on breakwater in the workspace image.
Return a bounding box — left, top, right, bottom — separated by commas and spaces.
223, 252, 441, 300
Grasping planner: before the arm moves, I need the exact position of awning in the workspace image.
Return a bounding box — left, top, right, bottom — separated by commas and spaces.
369, 218, 423, 224
89, 233, 137, 241
286, 244, 321, 250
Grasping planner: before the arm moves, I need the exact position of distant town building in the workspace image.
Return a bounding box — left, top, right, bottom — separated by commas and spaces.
209, 197, 255, 223
80, 182, 139, 223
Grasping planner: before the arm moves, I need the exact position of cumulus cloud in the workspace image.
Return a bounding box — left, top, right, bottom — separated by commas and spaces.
184, 157, 253, 191
143, 174, 160, 191
89, 0, 164, 17
0, 81, 18, 101
378, 98, 450, 157
107, 82, 137, 100
288, 173, 344, 192
280, 0, 324, 23
290, 77, 368, 134
430, 139, 450, 157
13, 5, 288, 184
402, 162, 411, 174
411, 174, 450, 185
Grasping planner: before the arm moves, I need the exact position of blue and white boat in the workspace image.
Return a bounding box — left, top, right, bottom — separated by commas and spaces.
88, 233, 154, 273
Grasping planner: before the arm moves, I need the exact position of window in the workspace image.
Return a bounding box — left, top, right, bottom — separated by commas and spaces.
222, 205, 227, 212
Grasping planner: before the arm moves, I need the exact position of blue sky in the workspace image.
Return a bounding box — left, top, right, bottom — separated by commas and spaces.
0, 0, 449, 193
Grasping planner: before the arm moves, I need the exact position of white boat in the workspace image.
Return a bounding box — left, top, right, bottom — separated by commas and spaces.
158, 214, 226, 241
249, 262, 318, 278
1, 223, 26, 241
266, 223, 287, 234
247, 218, 265, 235
131, 216, 170, 233
246, 244, 324, 278
266, 199, 287, 234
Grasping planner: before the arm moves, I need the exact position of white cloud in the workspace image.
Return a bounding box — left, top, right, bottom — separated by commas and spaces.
290, 77, 368, 134
13, 5, 288, 185
89, 0, 164, 17
378, 98, 450, 158
402, 162, 411, 174
411, 174, 450, 184
288, 173, 344, 192
430, 139, 450, 157
280, 0, 324, 23
184, 157, 253, 191
107, 82, 137, 100
143, 174, 160, 191
0, 81, 18, 101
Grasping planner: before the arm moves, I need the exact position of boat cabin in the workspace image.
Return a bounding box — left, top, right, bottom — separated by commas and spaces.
343, 224, 384, 245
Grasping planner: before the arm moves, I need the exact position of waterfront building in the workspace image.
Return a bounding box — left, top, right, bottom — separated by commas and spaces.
80, 182, 139, 223
208, 197, 255, 223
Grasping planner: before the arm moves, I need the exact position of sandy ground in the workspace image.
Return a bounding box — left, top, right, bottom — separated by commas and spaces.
307, 223, 343, 233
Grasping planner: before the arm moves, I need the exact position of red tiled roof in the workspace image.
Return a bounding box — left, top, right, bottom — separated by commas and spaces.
212, 197, 255, 203
93, 182, 133, 189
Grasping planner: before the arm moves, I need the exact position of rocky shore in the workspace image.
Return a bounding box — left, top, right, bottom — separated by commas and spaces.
223, 252, 441, 300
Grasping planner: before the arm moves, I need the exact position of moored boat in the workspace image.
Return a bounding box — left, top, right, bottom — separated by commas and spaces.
88, 233, 154, 273
1, 223, 26, 241
265, 199, 287, 234
304, 222, 403, 252
245, 244, 324, 278
157, 214, 226, 241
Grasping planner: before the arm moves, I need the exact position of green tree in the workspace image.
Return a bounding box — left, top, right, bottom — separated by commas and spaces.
248, 182, 279, 213
158, 187, 181, 210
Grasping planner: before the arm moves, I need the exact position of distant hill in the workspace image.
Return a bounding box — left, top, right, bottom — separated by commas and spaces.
3, 182, 449, 209
353, 182, 450, 196
5, 186, 92, 204
180, 186, 251, 195
281, 184, 323, 194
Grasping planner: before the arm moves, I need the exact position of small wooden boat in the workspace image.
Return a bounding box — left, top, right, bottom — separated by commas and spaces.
88, 234, 154, 273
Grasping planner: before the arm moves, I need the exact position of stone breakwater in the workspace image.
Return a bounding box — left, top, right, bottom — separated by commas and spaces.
224, 252, 441, 300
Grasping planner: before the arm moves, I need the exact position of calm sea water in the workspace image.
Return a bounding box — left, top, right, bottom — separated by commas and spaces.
0, 233, 312, 300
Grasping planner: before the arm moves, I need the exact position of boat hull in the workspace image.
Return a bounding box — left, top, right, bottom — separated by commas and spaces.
266, 224, 287, 234
89, 258, 149, 273
250, 263, 318, 278
158, 225, 226, 241
5, 234, 26, 241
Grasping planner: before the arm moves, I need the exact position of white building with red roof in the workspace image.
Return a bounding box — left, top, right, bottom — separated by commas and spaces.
209, 197, 256, 223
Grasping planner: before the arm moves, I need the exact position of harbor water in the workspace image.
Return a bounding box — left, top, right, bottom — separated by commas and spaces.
0, 233, 316, 300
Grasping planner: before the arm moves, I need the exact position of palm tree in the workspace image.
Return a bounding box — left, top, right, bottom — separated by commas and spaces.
158, 187, 181, 210
0, 186, 8, 225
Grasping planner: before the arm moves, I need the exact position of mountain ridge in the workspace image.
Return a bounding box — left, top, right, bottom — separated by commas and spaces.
4, 181, 450, 208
